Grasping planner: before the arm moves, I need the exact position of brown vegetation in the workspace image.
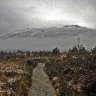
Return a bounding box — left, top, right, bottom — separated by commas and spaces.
44, 46, 96, 96
0, 58, 35, 96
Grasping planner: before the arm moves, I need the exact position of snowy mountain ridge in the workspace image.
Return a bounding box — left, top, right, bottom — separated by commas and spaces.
0, 25, 95, 39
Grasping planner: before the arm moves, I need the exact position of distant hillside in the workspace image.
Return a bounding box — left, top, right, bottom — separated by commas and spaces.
0, 25, 95, 39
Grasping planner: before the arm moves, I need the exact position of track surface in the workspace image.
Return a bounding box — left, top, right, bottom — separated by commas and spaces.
28, 63, 56, 96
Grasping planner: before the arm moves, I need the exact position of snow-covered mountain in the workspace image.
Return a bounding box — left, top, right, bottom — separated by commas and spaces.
0, 25, 96, 51
0, 25, 95, 39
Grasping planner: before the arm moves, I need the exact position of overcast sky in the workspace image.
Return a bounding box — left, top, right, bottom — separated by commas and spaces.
0, 0, 96, 34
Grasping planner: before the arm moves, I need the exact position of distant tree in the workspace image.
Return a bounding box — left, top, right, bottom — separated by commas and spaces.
39, 50, 43, 56
17, 50, 23, 53
0, 51, 4, 59
68, 46, 78, 54
52, 47, 60, 55
91, 46, 96, 53
68, 45, 87, 54
79, 45, 87, 54
26, 51, 30, 57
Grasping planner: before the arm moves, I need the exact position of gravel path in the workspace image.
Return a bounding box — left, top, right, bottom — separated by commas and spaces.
28, 63, 57, 96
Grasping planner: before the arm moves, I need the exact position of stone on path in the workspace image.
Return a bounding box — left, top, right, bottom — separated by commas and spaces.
28, 63, 57, 96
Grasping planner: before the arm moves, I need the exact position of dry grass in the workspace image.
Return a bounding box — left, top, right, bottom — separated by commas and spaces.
0, 58, 33, 96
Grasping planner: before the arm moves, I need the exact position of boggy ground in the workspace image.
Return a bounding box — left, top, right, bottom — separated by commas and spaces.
0, 58, 34, 96
44, 52, 96, 96
0, 46, 96, 96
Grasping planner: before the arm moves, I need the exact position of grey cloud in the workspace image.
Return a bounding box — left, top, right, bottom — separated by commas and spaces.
0, 0, 96, 34
0, 0, 36, 34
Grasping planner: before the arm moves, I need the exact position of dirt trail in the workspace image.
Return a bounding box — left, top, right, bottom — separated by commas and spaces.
28, 63, 57, 96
